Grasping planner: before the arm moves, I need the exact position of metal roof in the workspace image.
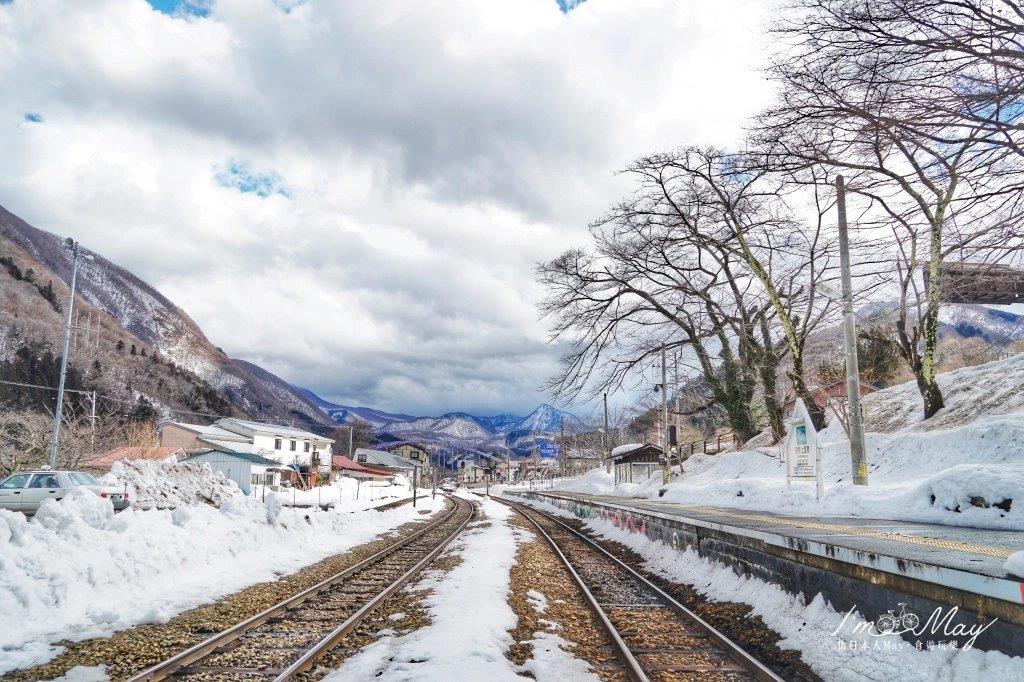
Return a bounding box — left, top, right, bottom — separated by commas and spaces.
215, 417, 334, 442
185, 449, 281, 467
354, 448, 417, 470
166, 422, 249, 442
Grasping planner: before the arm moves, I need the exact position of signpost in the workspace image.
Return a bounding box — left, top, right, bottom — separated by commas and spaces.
782, 398, 824, 500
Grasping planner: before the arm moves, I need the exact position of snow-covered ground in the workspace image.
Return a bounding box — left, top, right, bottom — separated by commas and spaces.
0, 486, 444, 674
526, 354, 1024, 530
105, 459, 414, 510
511, 495, 1024, 682
251, 476, 413, 509
324, 491, 597, 681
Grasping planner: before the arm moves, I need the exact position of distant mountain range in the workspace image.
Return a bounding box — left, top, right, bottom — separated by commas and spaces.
297, 387, 589, 459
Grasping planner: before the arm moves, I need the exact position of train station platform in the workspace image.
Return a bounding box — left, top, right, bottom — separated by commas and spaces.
506, 490, 1024, 656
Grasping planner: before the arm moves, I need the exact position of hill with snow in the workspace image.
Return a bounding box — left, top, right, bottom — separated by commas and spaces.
0, 204, 334, 431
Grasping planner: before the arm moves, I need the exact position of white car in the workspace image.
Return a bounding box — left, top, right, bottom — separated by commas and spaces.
440, 481, 457, 492
0, 470, 130, 515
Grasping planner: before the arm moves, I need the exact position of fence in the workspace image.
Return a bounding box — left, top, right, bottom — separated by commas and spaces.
680, 430, 735, 458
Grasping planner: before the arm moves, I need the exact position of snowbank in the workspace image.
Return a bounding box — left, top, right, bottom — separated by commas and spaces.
101, 459, 240, 509
578, 508, 1024, 682
1006, 552, 1024, 579
545, 355, 1024, 530
0, 488, 445, 673
251, 477, 412, 510
863, 351, 1024, 433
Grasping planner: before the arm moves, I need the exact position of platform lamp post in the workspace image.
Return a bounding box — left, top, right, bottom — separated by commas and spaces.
49, 239, 93, 470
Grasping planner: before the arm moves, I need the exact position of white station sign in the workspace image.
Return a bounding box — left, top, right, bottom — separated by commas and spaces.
783, 397, 824, 499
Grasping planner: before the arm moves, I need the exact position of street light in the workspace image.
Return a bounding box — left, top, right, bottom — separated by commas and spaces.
49, 239, 93, 469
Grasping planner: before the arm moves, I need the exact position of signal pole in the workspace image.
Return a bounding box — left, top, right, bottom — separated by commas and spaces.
836, 175, 868, 485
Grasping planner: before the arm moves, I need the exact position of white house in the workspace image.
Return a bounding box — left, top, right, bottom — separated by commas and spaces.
160, 417, 334, 487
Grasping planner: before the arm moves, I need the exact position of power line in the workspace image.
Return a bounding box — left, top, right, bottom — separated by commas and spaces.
0, 378, 230, 421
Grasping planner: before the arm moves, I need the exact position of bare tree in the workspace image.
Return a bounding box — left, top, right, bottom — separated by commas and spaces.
537, 146, 837, 443
760, 1, 1024, 418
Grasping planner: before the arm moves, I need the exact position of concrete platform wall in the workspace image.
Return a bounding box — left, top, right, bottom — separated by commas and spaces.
509, 491, 1024, 658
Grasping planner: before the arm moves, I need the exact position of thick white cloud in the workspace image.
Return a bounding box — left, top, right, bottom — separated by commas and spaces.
0, 0, 773, 415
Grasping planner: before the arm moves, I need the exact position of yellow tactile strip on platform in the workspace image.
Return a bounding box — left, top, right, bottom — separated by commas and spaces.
631, 502, 1016, 560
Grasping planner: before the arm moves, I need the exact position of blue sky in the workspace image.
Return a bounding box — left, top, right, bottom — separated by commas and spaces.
146, 0, 209, 17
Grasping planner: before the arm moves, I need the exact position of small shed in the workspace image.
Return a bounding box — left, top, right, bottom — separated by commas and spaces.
183, 449, 283, 495
611, 443, 663, 485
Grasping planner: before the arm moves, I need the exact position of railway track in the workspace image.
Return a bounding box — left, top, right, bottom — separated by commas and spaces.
129, 494, 476, 682
493, 494, 782, 682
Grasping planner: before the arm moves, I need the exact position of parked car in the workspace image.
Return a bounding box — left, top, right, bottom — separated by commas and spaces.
441, 481, 457, 492
0, 469, 130, 515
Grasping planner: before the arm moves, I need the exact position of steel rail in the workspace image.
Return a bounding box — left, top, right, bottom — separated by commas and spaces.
129, 494, 470, 682
491, 494, 648, 681
274, 495, 477, 679
493, 494, 783, 682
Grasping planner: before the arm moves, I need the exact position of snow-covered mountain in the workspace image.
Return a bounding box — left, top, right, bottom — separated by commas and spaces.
937, 305, 1024, 344
0, 204, 334, 431
294, 388, 419, 427
507, 404, 587, 434
299, 388, 590, 458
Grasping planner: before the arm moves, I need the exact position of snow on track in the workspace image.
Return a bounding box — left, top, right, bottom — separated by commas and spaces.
324, 491, 597, 681
0, 489, 443, 674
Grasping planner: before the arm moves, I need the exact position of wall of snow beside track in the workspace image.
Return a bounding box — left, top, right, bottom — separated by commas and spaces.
0, 488, 443, 674
540, 354, 1024, 530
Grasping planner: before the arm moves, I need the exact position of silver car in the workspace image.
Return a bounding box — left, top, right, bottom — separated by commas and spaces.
0, 470, 130, 515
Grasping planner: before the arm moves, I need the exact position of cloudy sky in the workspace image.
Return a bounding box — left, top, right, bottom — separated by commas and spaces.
0, 0, 774, 417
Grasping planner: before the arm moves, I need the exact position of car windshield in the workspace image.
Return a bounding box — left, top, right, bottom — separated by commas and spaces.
68, 472, 99, 486
0, 474, 31, 490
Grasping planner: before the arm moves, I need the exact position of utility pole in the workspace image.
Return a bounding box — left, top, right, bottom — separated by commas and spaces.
836, 175, 868, 485
49, 239, 84, 469
89, 390, 97, 454
559, 423, 566, 478
660, 343, 670, 485
348, 426, 354, 456
603, 392, 611, 473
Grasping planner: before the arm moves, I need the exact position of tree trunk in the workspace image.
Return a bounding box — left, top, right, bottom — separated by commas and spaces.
691, 333, 758, 445
789, 351, 827, 430
754, 319, 785, 444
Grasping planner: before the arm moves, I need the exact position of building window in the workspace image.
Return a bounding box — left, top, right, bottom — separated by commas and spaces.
304, 441, 310, 452
357, 453, 367, 463
290, 440, 297, 451
275, 438, 282, 450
